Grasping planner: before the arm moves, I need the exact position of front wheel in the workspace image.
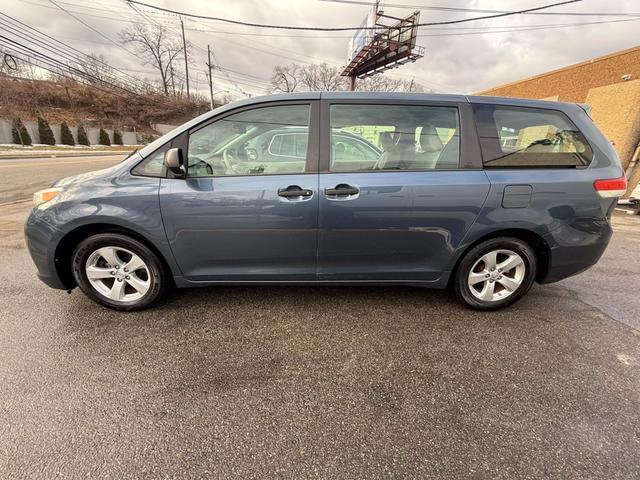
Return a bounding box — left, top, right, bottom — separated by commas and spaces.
453, 237, 537, 310
71, 233, 167, 311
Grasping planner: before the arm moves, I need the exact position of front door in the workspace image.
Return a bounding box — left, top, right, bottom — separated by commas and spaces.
160, 102, 320, 282
317, 101, 490, 282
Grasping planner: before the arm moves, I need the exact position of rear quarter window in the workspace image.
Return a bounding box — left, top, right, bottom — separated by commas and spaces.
473, 104, 593, 168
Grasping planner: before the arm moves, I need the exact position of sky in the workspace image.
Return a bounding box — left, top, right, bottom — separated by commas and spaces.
3, 0, 640, 98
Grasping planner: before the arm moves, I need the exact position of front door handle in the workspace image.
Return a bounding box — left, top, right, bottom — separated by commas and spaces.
325, 184, 359, 196
278, 185, 313, 198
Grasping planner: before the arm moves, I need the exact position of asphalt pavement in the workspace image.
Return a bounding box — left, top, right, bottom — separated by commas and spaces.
0, 155, 127, 204
1, 156, 639, 479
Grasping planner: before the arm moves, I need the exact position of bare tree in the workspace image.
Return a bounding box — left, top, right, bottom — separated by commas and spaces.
299, 63, 346, 91
357, 75, 426, 92
72, 53, 119, 87
270, 64, 300, 93
120, 22, 185, 95
268, 62, 425, 93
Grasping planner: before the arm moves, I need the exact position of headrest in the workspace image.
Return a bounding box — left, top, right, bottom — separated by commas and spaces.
379, 131, 395, 150
420, 125, 444, 152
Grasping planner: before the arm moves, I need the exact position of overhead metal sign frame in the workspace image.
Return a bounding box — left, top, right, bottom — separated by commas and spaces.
341, 7, 425, 84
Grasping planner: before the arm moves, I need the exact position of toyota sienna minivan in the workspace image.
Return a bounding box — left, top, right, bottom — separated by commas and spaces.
25, 92, 627, 311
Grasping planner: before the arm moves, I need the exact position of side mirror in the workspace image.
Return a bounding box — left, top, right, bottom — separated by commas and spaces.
164, 148, 185, 179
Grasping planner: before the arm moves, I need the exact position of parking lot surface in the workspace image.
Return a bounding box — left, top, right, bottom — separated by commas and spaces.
1, 157, 639, 479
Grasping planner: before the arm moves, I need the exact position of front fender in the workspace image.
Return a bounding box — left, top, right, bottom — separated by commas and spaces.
29, 173, 183, 285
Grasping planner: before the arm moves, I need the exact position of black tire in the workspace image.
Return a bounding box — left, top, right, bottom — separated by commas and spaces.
453, 237, 537, 311
71, 233, 167, 311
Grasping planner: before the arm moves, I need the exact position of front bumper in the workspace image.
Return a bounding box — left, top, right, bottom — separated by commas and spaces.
24, 210, 67, 290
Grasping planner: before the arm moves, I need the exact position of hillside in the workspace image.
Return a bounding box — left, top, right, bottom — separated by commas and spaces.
0, 75, 211, 138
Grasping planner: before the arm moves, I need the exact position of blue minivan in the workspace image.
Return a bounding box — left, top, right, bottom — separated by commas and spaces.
25, 92, 627, 311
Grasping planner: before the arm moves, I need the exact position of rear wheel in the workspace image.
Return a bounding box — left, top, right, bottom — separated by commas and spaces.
71, 233, 166, 311
454, 237, 537, 310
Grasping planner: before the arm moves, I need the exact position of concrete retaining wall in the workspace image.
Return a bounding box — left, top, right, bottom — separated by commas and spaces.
0, 118, 141, 145
122, 132, 137, 145
0, 119, 12, 143
152, 123, 178, 135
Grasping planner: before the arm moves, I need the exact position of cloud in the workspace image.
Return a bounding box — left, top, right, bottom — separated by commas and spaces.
4, 0, 640, 95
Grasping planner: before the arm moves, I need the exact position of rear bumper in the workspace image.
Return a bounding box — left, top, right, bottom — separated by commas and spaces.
540, 219, 612, 284
24, 210, 67, 290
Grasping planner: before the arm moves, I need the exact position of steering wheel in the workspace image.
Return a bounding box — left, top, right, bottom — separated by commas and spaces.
222, 148, 236, 172
187, 156, 213, 176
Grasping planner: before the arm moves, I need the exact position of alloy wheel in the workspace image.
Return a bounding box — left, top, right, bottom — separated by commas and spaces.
467, 249, 526, 302
85, 246, 151, 303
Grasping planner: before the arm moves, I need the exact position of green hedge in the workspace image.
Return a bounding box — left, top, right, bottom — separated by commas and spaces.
98, 128, 111, 146
77, 125, 90, 146
60, 122, 75, 146
38, 117, 56, 145
11, 118, 32, 146
113, 130, 123, 145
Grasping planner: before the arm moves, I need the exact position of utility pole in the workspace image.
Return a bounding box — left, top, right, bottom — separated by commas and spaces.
180, 17, 190, 98
206, 44, 214, 110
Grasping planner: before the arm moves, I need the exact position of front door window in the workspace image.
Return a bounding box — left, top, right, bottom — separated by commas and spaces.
187, 105, 311, 176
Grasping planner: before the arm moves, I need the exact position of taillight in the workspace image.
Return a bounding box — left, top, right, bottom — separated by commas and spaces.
594, 176, 628, 198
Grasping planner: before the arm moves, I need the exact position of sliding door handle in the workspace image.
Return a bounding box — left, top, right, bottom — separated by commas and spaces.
278, 185, 313, 199
325, 184, 359, 196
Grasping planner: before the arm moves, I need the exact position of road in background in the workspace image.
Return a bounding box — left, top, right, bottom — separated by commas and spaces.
1, 156, 639, 478
0, 155, 126, 204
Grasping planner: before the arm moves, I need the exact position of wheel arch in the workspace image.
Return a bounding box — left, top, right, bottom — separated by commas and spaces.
54, 223, 175, 290
449, 228, 551, 287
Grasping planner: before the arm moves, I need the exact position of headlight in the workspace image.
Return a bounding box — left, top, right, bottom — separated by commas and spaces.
33, 187, 63, 208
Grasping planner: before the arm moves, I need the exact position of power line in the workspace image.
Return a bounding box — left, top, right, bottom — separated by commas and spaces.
0, 18, 196, 109
415, 16, 640, 37
182, 15, 640, 39
126, 0, 585, 31
2, 5, 263, 100
0, 36, 137, 101
0, 38, 197, 109
0, 23, 140, 94
20, 0, 640, 47
1, 55, 135, 101
46, 0, 148, 64
0, 11, 154, 92
320, 0, 640, 17
128, 1, 263, 95
18, 0, 138, 23
126, 2, 257, 96
20, 0, 640, 37
54, 3, 196, 98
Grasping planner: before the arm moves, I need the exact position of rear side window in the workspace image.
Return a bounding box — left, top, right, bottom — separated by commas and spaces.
474, 105, 593, 168
329, 104, 460, 172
